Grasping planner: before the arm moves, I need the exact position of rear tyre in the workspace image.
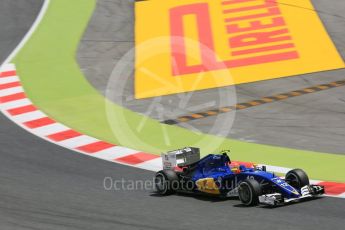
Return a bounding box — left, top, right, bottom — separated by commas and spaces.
154, 170, 179, 195
238, 179, 261, 206
285, 169, 309, 189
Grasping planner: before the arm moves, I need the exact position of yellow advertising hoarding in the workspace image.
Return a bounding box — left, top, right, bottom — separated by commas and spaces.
135, 0, 344, 99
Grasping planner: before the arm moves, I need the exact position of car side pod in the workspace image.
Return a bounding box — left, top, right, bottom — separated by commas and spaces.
259, 184, 325, 206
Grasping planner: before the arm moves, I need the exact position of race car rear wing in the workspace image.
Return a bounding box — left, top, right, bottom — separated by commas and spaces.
161, 147, 200, 170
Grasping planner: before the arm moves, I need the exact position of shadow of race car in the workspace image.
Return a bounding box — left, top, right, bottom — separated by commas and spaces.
154, 147, 324, 206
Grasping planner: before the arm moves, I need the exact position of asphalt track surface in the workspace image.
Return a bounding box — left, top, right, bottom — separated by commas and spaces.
1, 1, 345, 230
78, 0, 345, 155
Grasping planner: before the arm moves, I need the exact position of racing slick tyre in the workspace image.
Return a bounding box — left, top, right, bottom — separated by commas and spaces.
238, 179, 261, 206
154, 170, 179, 195
285, 169, 309, 189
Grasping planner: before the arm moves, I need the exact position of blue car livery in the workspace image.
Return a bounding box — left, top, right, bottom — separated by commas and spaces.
155, 147, 324, 206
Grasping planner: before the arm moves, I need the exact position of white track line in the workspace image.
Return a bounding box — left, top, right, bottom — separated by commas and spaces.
0, 0, 51, 67
32, 123, 69, 136
0, 87, 23, 97
58, 135, 99, 149
0, 76, 19, 84
0, 98, 32, 110
11, 110, 46, 123
136, 158, 163, 171
262, 164, 291, 174
93, 146, 139, 161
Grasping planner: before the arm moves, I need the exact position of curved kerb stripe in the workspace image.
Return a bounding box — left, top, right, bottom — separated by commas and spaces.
0, 64, 344, 199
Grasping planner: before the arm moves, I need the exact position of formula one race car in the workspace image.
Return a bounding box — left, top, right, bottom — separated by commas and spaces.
154, 147, 324, 206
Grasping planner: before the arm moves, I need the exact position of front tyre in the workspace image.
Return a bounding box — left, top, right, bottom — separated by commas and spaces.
154, 170, 179, 195
238, 179, 261, 206
285, 169, 309, 189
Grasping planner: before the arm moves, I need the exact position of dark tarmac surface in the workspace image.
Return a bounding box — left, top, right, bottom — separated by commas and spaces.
0, 0, 344, 230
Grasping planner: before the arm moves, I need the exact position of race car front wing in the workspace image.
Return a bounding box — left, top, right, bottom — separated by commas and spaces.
259, 185, 325, 206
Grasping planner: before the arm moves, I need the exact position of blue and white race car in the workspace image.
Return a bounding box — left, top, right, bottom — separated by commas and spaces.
154, 147, 324, 206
